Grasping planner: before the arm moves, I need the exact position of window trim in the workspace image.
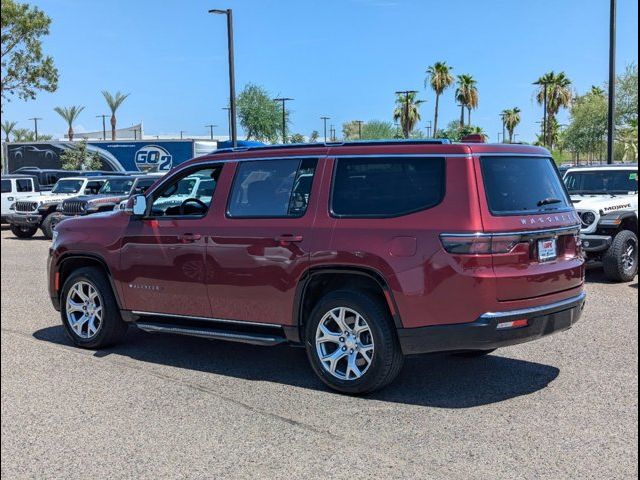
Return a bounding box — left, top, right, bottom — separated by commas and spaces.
329, 155, 447, 219
225, 157, 318, 220
143, 162, 223, 221
479, 155, 573, 217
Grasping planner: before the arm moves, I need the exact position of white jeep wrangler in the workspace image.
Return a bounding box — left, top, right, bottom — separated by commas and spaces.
564, 165, 638, 282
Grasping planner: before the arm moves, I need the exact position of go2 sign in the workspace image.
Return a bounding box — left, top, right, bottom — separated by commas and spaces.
134, 145, 173, 172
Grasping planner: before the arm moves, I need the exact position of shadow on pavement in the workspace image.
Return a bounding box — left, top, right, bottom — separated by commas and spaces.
34, 324, 559, 408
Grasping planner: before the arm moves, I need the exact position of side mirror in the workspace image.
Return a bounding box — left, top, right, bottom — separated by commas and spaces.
124, 194, 147, 216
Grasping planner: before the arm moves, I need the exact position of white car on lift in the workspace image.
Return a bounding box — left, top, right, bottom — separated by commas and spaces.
564, 164, 638, 282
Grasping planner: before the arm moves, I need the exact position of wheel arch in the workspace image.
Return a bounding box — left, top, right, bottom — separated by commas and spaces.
57, 253, 123, 309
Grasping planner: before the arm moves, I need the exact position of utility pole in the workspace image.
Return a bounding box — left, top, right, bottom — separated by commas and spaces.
543, 83, 548, 147
329, 124, 336, 142
355, 120, 364, 139
209, 9, 237, 147
607, 0, 617, 164
222, 107, 231, 140
395, 90, 418, 138
497, 132, 502, 143
180, 130, 185, 140
205, 124, 218, 140
96, 115, 108, 140
28, 117, 42, 141
274, 97, 293, 143
321, 116, 330, 142
425, 120, 432, 138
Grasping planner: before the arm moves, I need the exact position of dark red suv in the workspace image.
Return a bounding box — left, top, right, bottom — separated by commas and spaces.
48, 140, 586, 394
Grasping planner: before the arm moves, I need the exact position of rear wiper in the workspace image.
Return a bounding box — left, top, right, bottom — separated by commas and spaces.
537, 197, 563, 207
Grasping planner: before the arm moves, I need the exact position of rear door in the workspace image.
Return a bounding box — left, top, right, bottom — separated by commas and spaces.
475, 155, 583, 301
1, 179, 14, 215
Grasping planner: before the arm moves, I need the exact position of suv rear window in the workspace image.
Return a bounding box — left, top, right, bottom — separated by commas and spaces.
480, 156, 570, 215
331, 157, 445, 217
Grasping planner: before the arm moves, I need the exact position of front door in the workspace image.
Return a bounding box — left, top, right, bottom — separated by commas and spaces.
205, 157, 322, 325
120, 164, 222, 318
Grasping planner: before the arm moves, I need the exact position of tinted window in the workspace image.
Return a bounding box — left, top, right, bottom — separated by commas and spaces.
133, 178, 157, 194
16, 179, 33, 192
332, 157, 445, 217
85, 181, 104, 195
1, 180, 11, 193
564, 170, 638, 194
481, 156, 570, 215
150, 166, 221, 217
51, 179, 84, 193
227, 159, 317, 218
99, 178, 135, 194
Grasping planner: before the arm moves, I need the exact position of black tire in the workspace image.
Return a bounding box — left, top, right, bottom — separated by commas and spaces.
40, 214, 54, 240
10, 224, 37, 238
603, 230, 638, 282
60, 267, 128, 349
304, 290, 403, 395
453, 349, 497, 358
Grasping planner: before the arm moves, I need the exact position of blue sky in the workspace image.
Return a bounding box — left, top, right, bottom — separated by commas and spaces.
3, 0, 638, 143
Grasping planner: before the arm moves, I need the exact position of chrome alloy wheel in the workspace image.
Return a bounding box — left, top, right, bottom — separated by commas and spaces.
622, 238, 637, 272
66, 280, 103, 339
315, 307, 375, 381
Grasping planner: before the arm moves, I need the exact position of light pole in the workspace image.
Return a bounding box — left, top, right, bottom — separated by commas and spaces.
222, 107, 231, 139
274, 97, 293, 143
329, 124, 336, 142
355, 120, 364, 139
425, 120, 432, 138
497, 132, 502, 143
96, 115, 108, 140
607, 0, 617, 164
209, 9, 237, 148
321, 116, 330, 142
180, 130, 185, 140
543, 83, 548, 146
28, 117, 42, 141
395, 90, 418, 138
205, 124, 218, 140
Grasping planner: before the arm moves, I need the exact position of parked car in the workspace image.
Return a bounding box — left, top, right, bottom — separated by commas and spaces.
564, 164, 638, 282
11, 168, 81, 191
8, 176, 115, 239
50, 174, 163, 228
1, 174, 42, 223
48, 140, 586, 394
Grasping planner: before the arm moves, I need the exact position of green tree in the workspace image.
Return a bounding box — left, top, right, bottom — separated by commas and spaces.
59, 139, 102, 170
393, 91, 423, 138
1, 0, 58, 110
534, 71, 572, 149
289, 133, 305, 143
10, 128, 52, 141
455, 74, 478, 126
102, 90, 130, 141
1, 120, 17, 141
362, 120, 396, 139
425, 61, 454, 136
237, 83, 282, 143
564, 89, 608, 162
436, 120, 486, 142
308, 130, 320, 143
54, 105, 84, 141
616, 63, 638, 128
501, 107, 521, 143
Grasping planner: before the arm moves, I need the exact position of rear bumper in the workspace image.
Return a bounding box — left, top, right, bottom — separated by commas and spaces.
398, 292, 586, 355
580, 234, 612, 253
8, 212, 42, 227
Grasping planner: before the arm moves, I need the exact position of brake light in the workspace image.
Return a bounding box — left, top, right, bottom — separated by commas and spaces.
440, 234, 523, 255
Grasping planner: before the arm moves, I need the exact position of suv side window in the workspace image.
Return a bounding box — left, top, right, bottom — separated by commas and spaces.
150, 165, 221, 218
331, 157, 445, 217
227, 158, 317, 218
1, 180, 12, 193
16, 179, 33, 192
85, 181, 104, 195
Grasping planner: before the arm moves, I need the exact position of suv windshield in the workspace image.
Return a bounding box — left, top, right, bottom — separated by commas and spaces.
481, 156, 570, 215
51, 179, 84, 194
99, 178, 135, 195
564, 169, 638, 195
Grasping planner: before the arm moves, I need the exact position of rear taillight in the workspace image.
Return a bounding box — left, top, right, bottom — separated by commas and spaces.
440, 234, 523, 255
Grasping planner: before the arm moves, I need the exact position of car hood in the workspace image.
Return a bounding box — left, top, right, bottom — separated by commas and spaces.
22, 192, 78, 204
570, 193, 638, 213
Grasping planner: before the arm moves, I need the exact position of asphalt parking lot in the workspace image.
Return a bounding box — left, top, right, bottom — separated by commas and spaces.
1, 227, 637, 479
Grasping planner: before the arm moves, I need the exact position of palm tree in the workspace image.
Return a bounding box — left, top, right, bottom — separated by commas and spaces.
501, 108, 521, 143
534, 71, 572, 148
102, 90, 130, 140
393, 92, 423, 138
54, 106, 85, 141
455, 74, 478, 126
1, 120, 18, 142
590, 85, 606, 97
425, 61, 454, 136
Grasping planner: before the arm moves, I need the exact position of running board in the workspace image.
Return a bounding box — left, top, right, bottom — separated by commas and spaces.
135, 322, 287, 347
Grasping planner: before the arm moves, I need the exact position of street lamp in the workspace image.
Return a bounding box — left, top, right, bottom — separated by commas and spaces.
321, 116, 330, 142
28, 117, 42, 141
96, 115, 108, 140
205, 124, 218, 140
395, 90, 418, 138
355, 120, 364, 139
274, 97, 293, 143
209, 8, 237, 148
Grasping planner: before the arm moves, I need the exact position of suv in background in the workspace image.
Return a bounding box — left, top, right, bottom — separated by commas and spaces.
50, 174, 163, 228
49, 141, 586, 394
8, 176, 114, 239
564, 164, 638, 282
1, 175, 42, 223
11, 168, 81, 191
